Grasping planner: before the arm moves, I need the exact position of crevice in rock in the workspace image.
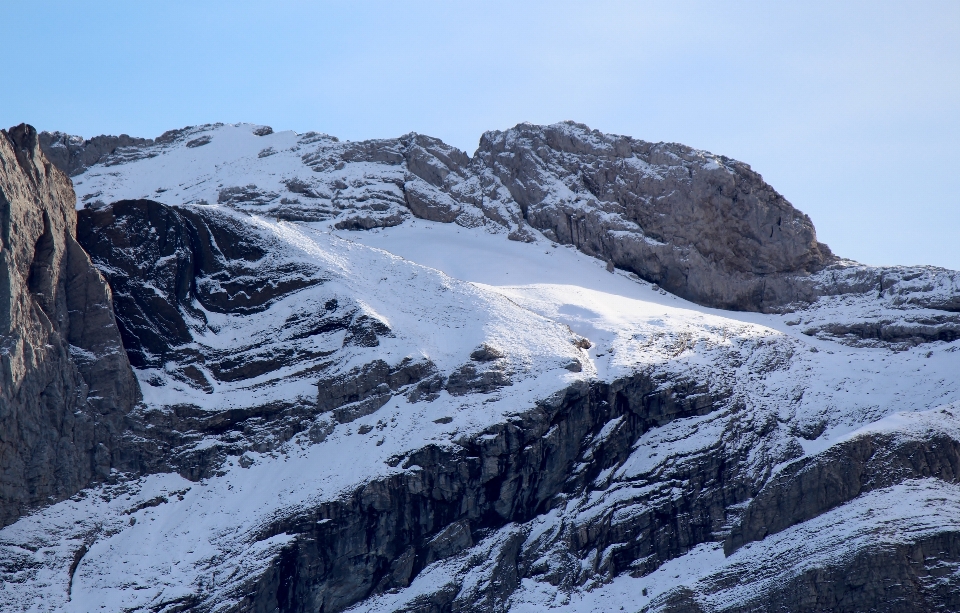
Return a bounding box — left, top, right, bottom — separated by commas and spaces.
26, 212, 56, 316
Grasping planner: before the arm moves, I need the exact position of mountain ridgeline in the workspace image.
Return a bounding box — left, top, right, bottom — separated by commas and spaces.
43, 121, 838, 312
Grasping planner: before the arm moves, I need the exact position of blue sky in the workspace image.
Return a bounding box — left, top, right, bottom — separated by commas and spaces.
3, 1, 958, 269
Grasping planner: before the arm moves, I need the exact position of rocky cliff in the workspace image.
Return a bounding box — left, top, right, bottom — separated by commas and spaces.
0, 122, 957, 613
39, 131, 156, 177
53, 121, 843, 312
0, 125, 139, 527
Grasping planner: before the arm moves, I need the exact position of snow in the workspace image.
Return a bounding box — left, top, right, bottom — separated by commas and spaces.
74, 125, 306, 208
696, 478, 960, 611
3, 122, 958, 611
502, 479, 960, 612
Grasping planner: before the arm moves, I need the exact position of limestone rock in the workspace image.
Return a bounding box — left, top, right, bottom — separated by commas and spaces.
38, 131, 154, 177
472, 122, 835, 311
0, 124, 139, 527
47, 121, 839, 312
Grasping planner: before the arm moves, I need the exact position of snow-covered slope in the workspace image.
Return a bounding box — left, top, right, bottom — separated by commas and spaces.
1, 122, 959, 613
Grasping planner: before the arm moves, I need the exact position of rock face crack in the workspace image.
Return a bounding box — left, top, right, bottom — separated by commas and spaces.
66, 544, 87, 599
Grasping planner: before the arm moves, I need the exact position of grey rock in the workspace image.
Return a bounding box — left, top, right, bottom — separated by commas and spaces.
283, 177, 322, 198
0, 124, 139, 527
304, 122, 836, 312
445, 361, 511, 396
38, 131, 154, 176
471, 343, 506, 362
38, 124, 233, 178
228, 371, 726, 613
217, 184, 278, 206
185, 135, 212, 148
650, 497, 960, 613
726, 417, 960, 554
423, 519, 474, 566
803, 263, 960, 347
474, 122, 835, 311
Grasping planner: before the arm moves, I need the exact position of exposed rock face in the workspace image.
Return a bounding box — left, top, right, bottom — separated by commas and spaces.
74, 199, 399, 478
474, 123, 834, 310
70, 197, 579, 488
232, 374, 727, 613
645, 478, 960, 613
0, 121, 954, 613
726, 414, 960, 555
801, 263, 960, 348
321, 122, 837, 311
38, 131, 155, 177
46, 123, 960, 360
76, 200, 327, 376
0, 125, 139, 527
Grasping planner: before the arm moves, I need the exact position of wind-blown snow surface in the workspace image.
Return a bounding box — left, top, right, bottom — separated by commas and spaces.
3, 123, 959, 612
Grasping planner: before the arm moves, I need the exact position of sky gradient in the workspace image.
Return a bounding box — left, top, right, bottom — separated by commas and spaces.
3, 1, 958, 269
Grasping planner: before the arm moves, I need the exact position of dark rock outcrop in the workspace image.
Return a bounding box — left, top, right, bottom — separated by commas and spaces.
0, 124, 139, 527
648, 478, 960, 613
76, 199, 327, 375
227, 372, 730, 613
38, 131, 154, 176
646, 529, 960, 613
722, 530, 960, 613
73, 199, 441, 483
726, 416, 960, 554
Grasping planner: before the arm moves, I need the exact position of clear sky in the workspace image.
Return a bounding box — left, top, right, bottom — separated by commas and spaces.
3, 1, 958, 270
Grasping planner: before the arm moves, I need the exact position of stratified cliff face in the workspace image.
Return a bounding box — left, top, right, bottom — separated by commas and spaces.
0, 125, 139, 527
38, 131, 155, 177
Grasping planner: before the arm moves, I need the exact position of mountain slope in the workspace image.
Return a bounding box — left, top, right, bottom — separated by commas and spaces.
61, 121, 837, 311
0, 122, 957, 613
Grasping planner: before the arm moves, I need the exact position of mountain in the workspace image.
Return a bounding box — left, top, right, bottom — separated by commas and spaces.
0, 121, 958, 613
